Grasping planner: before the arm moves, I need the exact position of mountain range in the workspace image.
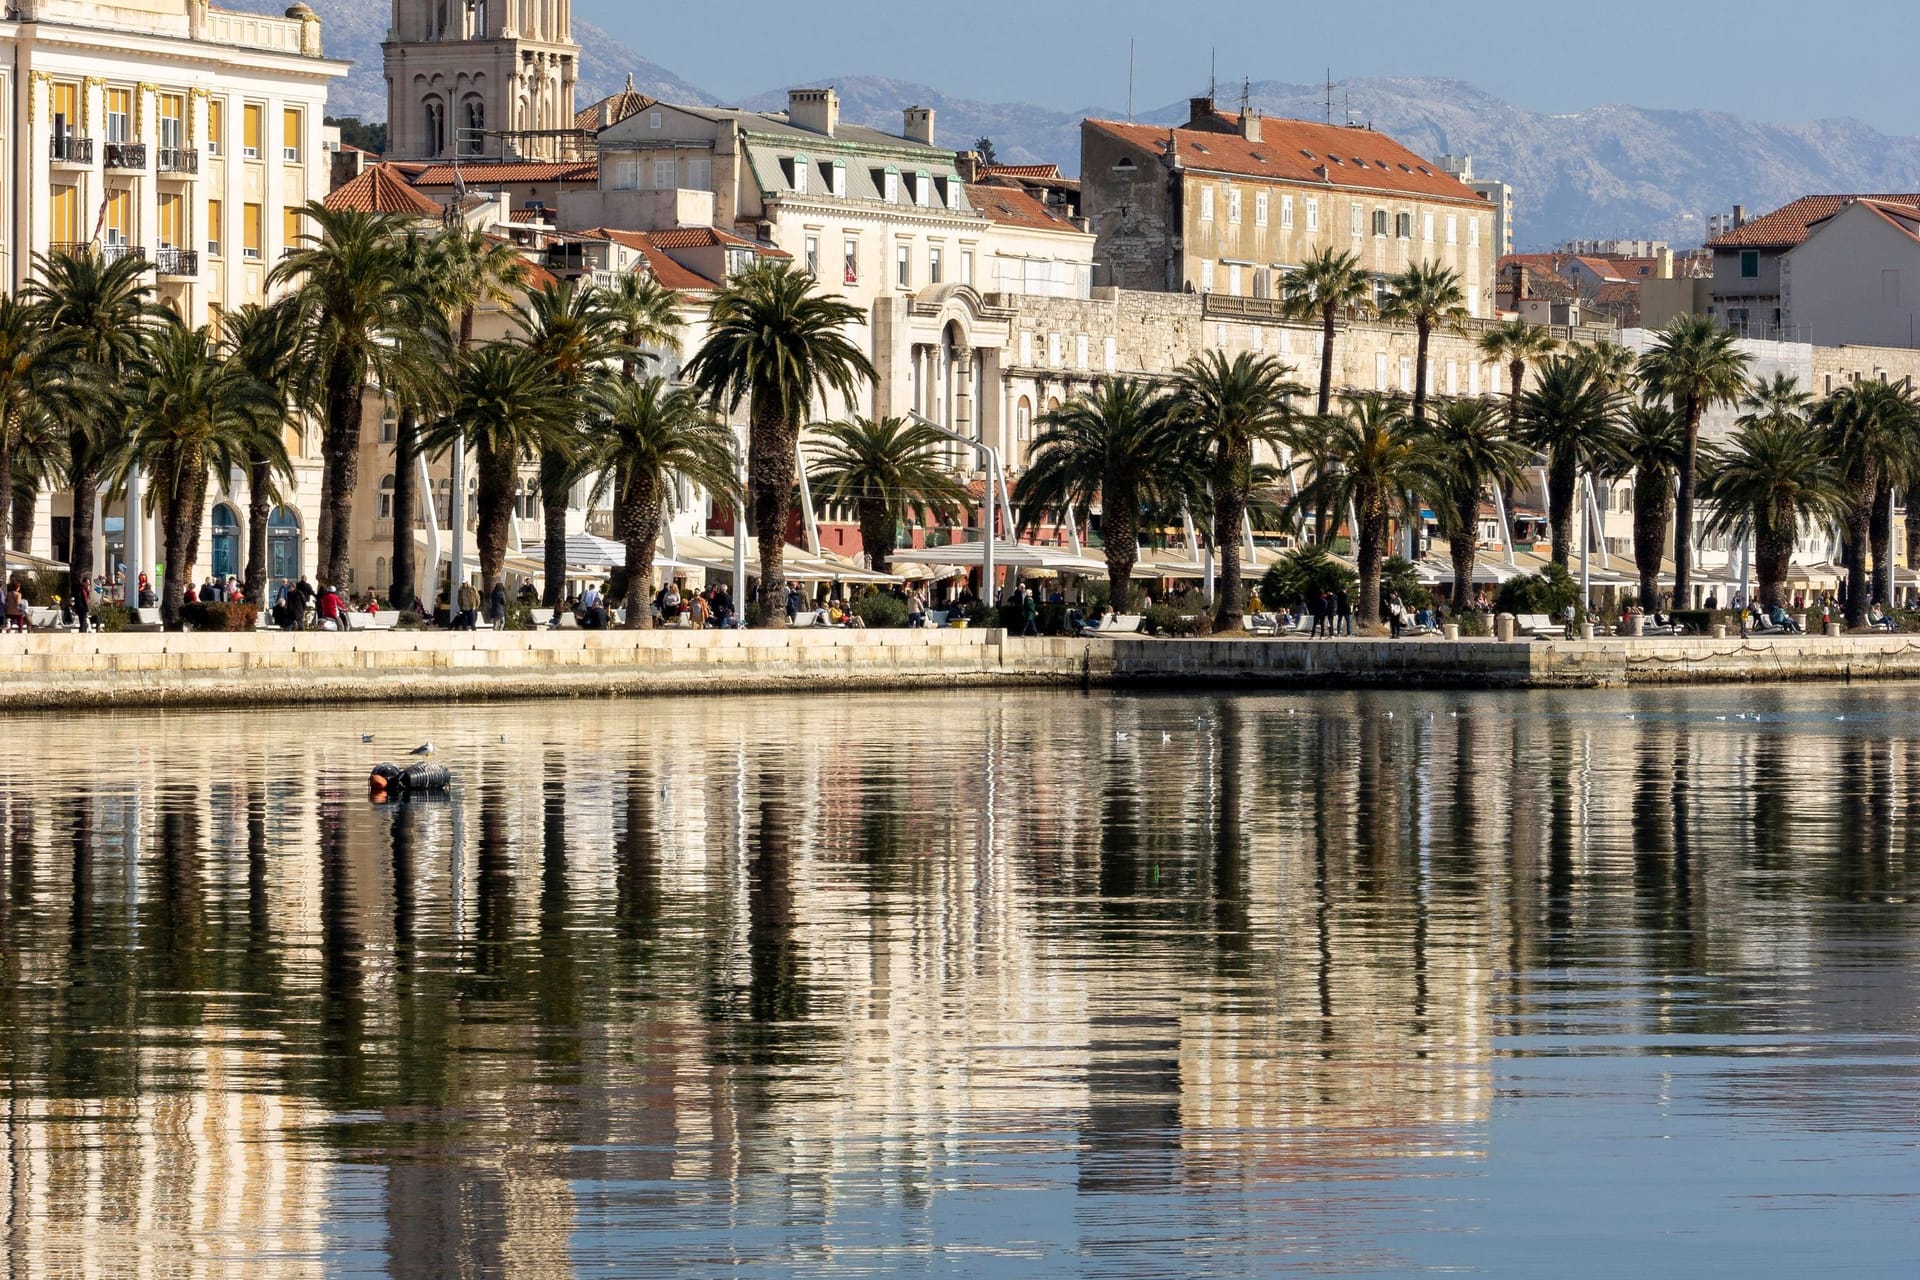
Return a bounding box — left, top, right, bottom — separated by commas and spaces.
243, 1, 1920, 250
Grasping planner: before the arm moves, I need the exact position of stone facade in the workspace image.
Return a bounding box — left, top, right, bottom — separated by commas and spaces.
383, 0, 580, 161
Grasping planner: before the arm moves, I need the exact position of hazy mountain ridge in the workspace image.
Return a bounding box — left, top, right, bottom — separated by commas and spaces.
257, 3, 1920, 249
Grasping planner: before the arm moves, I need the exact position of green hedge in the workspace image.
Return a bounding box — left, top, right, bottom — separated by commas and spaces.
856, 594, 909, 628
181, 602, 258, 632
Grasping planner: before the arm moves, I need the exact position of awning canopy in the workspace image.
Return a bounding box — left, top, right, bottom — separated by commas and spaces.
0, 548, 68, 574
897, 539, 1109, 575
674, 534, 901, 584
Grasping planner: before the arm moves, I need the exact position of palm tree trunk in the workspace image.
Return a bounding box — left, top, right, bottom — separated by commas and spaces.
66, 433, 97, 600
1212, 471, 1247, 631
1102, 484, 1139, 611
1632, 470, 1671, 611
9, 484, 30, 553
1870, 481, 1893, 607
0, 416, 14, 559
389, 406, 419, 610
607, 461, 634, 605
318, 350, 365, 588
1412, 322, 1432, 427
1546, 449, 1578, 570
1672, 396, 1700, 605
857, 497, 894, 575
244, 454, 272, 605
748, 402, 792, 626
1357, 501, 1385, 633
540, 467, 569, 610
161, 492, 193, 632
1317, 306, 1338, 417
181, 470, 209, 584
1757, 526, 1791, 612
1507, 358, 1525, 426
618, 470, 661, 629
1451, 492, 1478, 608
475, 440, 515, 594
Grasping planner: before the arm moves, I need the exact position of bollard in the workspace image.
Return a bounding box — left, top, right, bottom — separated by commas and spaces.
1442, 623, 1460, 641
1495, 612, 1516, 642
1795, 614, 1808, 633
1711, 624, 1728, 640
1581, 623, 1596, 641
1626, 613, 1645, 637
1826, 622, 1843, 638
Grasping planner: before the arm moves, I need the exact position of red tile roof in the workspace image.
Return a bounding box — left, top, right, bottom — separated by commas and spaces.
965, 183, 1082, 233
645, 226, 791, 257
1087, 114, 1484, 204
577, 227, 718, 293
982, 163, 1062, 179
575, 78, 655, 132
406, 161, 598, 187
1706, 194, 1920, 249
323, 164, 444, 217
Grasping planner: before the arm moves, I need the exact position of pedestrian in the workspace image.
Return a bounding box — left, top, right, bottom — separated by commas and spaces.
456, 580, 480, 630
785, 583, 801, 625
487, 580, 507, 628
1388, 591, 1405, 639
73, 575, 91, 633
4, 581, 27, 632
1336, 587, 1353, 636
1310, 589, 1328, 639
1020, 586, 1040, 637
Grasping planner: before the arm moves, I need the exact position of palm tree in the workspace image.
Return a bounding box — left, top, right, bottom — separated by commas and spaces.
270, 202, 429, 587
1519, 355, 1627, 570
1616, 401, 1686, 609
222, 301, 305, 606
1636, 316, 1753, 603
1701, 420, 1847, 610
1380, 260, 1468, 428
516, 279, 619, 606
807, 416, 971, 576
1285, 393, 1432, 630
1572, 340, 1637, 398
1172, 351, 1304, 630
1281, 247, 1374, 417
1813, 380, 1920, 627
0, 293, 90, 574
1427, 396, 1530, 608
9, 413, 68, 554
379, 228, 461, 613
1013, 377, 1190, 607
420, 344, 580, 593
26, 247, 159, 600
109, 324, 286, 630
598, 271, 684, 380
684, 261, 874, 622
594, 377, 741, 627
1476, 318, 1560, 428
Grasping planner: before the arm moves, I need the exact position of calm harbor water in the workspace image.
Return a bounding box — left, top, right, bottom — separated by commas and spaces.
0, 686, 1915, 1277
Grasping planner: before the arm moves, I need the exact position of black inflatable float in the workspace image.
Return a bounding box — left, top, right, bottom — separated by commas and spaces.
368, 762, 452, 797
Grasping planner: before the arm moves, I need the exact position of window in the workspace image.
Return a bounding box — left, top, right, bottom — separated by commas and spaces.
1395, 212, 1413, 239
1399, 356, 1413, 391
896, 244, 911, 288
1351, 203, 1363, 236
423, 99, 445, 156
947, 175, 964, 210
1075, 334, 1089, 368
242, 202, 262, 259
1047, 333, 1061, 366
283, 107, 302, 162
1375, 352, 1389, 390
648, 110, 663, 129
1200, 187, 1215, 222
206, 198, 223, 255
843, 236, 858, 284
804, 234, 819, 274
1019, 332, 1033, 365
103, 190, 130, 246
380, 417, 396, 444
1468, 219, 1480, 248
1372, 208, 1389, 237
831, 162, 846, 197
50, 185, 80, 243
158, 192, 184, 250
653, 157, 676, 189
378, 474, 395, 519
458, 99, 482, 156
687, 155, 711, 189
242, 103, 261, 158
1016, 397, 1031, 442
1227, 188, 1241, 224
159, 94, 185, 152
1446, 214, 1458, 245
960, 249, 974, 285
791, 155, 808, 194
883, 170, 900, 203
1104, 336, 1117, 371
1423, 212, 1434, 242
1281, 194, 1294, 229
105, 88, 131, 144
929, 245, 942, 284
1306, 198, 1319, 231
51, 82, 79, 141
283, 206, 303, 253
1255, 191, 1268, 226
915, 170, 932, 207
1227, 263, 1242, 296
1200, 260, 1215, 293
1740, 250, 1760, 279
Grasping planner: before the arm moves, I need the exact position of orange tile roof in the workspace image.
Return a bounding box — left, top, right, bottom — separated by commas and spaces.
407, 161, 598, 187
577, 227, 718, 293
965, 183, 1082, 233
1087, 115, 1484, 204
645, 226, 791, 257
1706, 194, 1920, 249
323, 164, 444, 217
575, 77, 656, 132
982, 163, 1062, 179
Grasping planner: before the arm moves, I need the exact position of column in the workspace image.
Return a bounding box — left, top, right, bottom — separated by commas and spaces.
953, 351, 974, 441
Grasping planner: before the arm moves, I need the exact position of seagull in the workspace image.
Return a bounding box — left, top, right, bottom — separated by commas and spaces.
1162, 731, 1173, 743
360, 733, 374, 743
1450, 711, 1459, 719
1115, 732, 1129, 741
409, 741, 435, 756
1386, 711, 1395, 719
1714, 716, 1729, 721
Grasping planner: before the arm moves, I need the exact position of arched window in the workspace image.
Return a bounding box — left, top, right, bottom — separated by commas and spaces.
267, 505, 300, 585
1016, 396, 1032, 443
460, 97, 484, 157
423, 98, 446, 156
210, 504, 240, 580
378, 473, 396, 520
376, 556, 389, 590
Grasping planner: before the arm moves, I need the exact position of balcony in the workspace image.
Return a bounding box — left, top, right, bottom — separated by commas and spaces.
99, 244, 145, 267
104, 143, 147, 170
154, 247, 198, 277
157, 148, 199, 176
48, 242, 146, 267
49, 135, 93, 165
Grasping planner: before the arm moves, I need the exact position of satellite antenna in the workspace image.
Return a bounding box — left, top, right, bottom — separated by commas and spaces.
1240, 76, 1251, 118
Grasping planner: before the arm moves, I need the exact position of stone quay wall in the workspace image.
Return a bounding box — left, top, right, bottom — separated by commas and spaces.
5, 630, 1920, 711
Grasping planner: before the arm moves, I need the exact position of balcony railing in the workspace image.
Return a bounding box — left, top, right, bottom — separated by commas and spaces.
49, 242, 147, 267
154, 247, 198, 277
157, 147, 198, 175
99, 244, 145, 266
49, 135, 93, 164
104, 142, 147, 170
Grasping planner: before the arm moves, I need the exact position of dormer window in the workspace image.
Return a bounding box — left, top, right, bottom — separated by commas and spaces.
882, 168, 900, 203
790, 154, 809, 195
1113, 156, 1137, 173
915, 169, 932, 207
831, 161, 847, 197
947, 174, 964, 209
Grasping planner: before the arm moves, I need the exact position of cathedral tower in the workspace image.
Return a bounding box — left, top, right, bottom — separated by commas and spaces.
382, 0, 579, 160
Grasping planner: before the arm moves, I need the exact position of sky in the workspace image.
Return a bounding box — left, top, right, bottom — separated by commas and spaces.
577, 0, 1920, 136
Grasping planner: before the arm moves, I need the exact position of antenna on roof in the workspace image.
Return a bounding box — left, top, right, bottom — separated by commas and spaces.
1325, 69, 1332, 125
1240, 76, 1251, 118
1128, 38, 1135, 121
1209, 48, 1216, 100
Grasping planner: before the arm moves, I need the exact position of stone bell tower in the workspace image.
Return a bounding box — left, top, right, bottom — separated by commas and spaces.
382, 0, 579, 160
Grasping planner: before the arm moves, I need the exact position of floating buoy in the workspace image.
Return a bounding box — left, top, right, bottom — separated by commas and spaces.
369, 761, 451, 796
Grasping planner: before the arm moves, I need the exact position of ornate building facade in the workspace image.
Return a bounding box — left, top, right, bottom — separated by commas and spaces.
382, 0, 580, 160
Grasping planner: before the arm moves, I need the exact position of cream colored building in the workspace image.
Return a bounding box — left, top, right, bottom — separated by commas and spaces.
7, 0, 347, 595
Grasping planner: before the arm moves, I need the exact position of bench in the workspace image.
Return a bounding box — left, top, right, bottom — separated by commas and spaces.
926, 610, 950, 627
1514, 613, 1566, 639
352, 612, 397, 631
1247, 612, 1280, 636
25, 606, 67, 631
1083, 613, 1144, 636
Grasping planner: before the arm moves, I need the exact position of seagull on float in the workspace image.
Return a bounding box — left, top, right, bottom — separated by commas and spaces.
409, 741, 436, 756
361, 733, 374, 743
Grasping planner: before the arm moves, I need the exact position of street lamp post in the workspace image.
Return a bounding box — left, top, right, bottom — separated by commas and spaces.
906, 411, 1007, 607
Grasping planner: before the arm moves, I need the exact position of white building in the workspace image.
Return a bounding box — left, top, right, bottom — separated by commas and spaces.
1782, 198, 1920, 350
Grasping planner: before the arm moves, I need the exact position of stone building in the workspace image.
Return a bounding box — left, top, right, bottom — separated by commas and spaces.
1081, 100, 1496, 314
382, 0, 581, 161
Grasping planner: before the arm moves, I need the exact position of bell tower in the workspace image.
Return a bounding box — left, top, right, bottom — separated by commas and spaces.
382, 0, 580, 161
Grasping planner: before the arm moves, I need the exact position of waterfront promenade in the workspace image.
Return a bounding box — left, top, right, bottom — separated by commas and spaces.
6, 628, 1920, 708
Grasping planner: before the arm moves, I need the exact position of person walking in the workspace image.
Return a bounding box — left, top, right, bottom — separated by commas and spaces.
1020, 586, 1040, 637
785, 583, 802, 625
1336, 587, 1353, 637
73, 575, 91, 633
1309, 589, 1328, 639
457, 580, 480, 630
487, 581, 507, 629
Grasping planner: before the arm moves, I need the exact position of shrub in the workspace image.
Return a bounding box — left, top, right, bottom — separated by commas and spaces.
965, 603, 1003, 628
1260, 545, 1356, 612
501, 600, 538, 631
9, 572, 56, 606
1082, 579, 1149, 611
1381, 556, 1432, 610
856, 593, 909, 628
90, 601, 131, 632
1455, 610, 1491, 637
180, 601, 259, 631
1144, 603, 1212, 636
1494, 561, 1580, 619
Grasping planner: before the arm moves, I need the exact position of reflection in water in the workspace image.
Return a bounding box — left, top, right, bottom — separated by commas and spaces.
0, 688, 1916, 1276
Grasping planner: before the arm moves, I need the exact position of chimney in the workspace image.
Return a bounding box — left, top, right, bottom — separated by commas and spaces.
1240, 110, 1262, 142
1656, 247, 1673, 279
903, 106, 935, 146
1188, 96, 1215, 126
956, 150, 983, 183
1517, 265, 1528, 301
787, 87, 839, 138
1733, 203, 1747, 228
